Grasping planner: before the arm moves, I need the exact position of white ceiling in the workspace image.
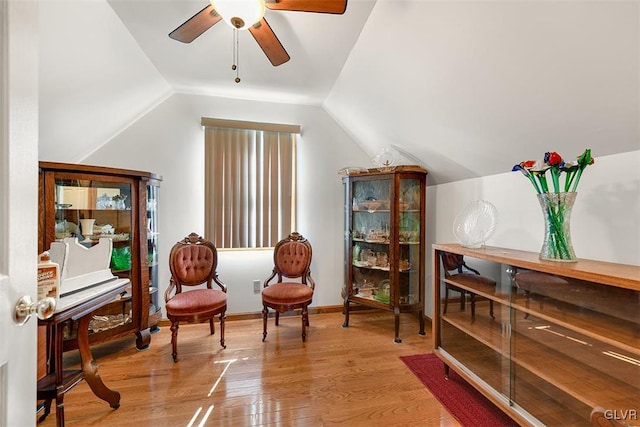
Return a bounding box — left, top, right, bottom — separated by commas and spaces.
38, 1, 639, 184
108, 0, 376, 104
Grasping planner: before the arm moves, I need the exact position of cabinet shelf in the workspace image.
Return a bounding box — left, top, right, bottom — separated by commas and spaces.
441, 325, 591, 427
353, 209, 421, 213
443, 276, 640, 356
444, 310, 638, 408
55, 208, 131, 212
352, 262, 411, 273
353, 209, 390, 213
434, 244, 640, 426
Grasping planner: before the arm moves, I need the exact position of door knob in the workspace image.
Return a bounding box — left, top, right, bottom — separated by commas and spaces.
14, 295, 56, 325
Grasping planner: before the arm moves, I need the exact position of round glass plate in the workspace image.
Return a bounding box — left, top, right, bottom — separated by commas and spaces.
453, 200, 498, 248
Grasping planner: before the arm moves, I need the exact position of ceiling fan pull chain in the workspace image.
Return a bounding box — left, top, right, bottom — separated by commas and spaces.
231, 28, 241, 83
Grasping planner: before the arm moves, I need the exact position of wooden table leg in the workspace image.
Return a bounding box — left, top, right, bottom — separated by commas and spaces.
54, 323, 65, 426
394, 307, 402, 343
55, 385, 65, 427
76, 315, 120, 409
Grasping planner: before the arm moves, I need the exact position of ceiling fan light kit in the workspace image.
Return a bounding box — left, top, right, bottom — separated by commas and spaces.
169, 0, 348, 81
211, 0, 266, 30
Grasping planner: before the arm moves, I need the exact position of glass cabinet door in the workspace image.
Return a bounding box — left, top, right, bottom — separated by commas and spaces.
436, 253, 511, 398
146, 181, 161, 331
53, 175, 136, 335
54, 177, 133, 271
508, 267, 640, 426
351, 178, 391, 305
398, 178, 421, 306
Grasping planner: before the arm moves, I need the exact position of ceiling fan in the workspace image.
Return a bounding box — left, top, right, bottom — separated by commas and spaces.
169, 0, 348, 68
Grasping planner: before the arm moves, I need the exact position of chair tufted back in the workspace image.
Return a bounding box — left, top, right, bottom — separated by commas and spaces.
169, 233, 218, 288
441, 252, 464, 272
275, 240, 311, 279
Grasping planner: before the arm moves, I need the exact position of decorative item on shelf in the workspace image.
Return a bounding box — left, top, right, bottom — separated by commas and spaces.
338, 166, 369, 176
89, 313, 131, 333
399, 214, 419, 242
362, 198, 382, 212
374, 279, 390, 303
376, 251, 389, 268
399, 259, 411, 271
55, 220, 77, 239
400, 182, 420, 210
97, 193, 113, 210
365, 250, 377, 267
93, 223, 114, 236
110, 233, 130, 242
372, 148, 395, 172
112, 194, 127, 210
111, 246, 132, 271
79, 218, 96, 243
353, 244, 361, 262
537, 192, 577, 262
512, 149, 594, 262
453, 200, 498, 249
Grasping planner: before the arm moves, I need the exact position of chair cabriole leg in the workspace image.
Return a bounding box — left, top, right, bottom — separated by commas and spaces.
170, 321, 179, 362
219, 312, 226, 348
301, 307, 307, 342
262, 305, 268, 342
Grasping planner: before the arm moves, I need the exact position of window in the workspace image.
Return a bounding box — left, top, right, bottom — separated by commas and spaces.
202, 118, 299, 249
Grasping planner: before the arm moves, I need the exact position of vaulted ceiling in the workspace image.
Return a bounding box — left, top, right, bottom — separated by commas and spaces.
39, 1, 639, 184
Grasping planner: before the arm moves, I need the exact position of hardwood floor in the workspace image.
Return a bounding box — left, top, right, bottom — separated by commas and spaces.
38, 311, 461, 427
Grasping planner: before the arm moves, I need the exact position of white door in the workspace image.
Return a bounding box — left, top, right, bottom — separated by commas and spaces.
0, 1, 40, 426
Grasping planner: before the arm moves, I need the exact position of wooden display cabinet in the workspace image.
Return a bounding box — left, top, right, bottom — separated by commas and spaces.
342, 166, 427, 343
433, 243, 640, 426
38, 162, 162, 351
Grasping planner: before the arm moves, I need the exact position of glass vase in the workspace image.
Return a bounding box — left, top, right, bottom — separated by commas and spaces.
537, 192, 577, 262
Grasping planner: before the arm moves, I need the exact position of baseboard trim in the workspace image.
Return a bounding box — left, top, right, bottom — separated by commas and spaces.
156, 304, 397, 327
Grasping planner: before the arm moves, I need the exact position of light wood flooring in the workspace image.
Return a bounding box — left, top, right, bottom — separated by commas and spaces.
38, 310, 461, 427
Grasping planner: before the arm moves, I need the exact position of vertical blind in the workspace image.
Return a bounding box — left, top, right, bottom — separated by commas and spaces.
203, 119, 299, 249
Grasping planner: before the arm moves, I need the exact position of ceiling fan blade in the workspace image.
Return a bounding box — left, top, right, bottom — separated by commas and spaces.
248, 18, 290, 66
265, 0, 347, 14
169, 5, 222, 43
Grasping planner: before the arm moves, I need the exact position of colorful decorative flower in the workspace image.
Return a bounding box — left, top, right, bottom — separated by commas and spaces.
512, 149, 594, 261
512, 149, 594, 194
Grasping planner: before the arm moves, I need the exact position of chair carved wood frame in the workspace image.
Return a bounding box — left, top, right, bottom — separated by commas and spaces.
165, 232, 227, 362
441, 252, 495, 322
262, 232, 315, 342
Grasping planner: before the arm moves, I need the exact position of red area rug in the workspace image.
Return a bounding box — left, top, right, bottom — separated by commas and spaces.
401, 353, 518, 427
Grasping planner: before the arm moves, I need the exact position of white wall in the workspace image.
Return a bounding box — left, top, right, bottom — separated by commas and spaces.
84, 93, 371, 315
84, 93, 639, 320
426, 150, 640, 317
326, 1, 640, 184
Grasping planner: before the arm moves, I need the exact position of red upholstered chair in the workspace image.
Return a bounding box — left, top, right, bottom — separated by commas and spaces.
262, 232, 315, 342
441, 252, 495, 321
165, 232, 227, 362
